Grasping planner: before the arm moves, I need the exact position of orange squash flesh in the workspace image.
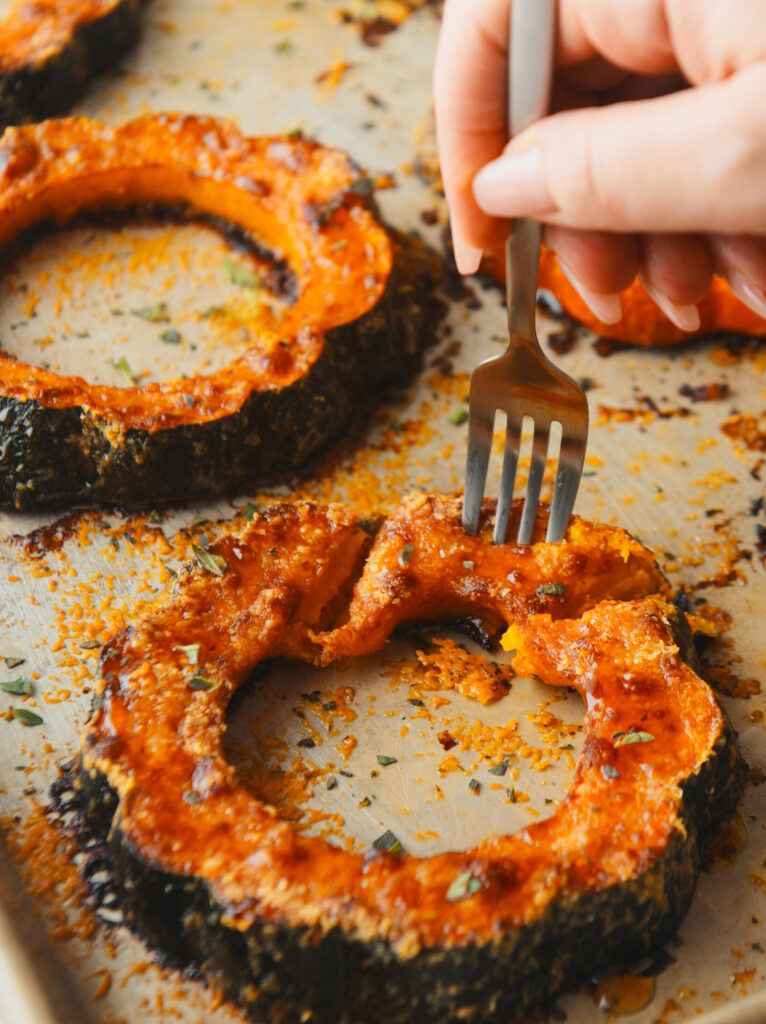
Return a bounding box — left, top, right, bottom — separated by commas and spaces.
79, 494, 741, 1022
488, 245, 766, 346
0, 115, 391, 431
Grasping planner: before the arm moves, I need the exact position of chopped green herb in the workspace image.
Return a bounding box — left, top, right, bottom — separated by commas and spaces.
407, 698, 424, 707
377, 754, 397, 766
285, 126, 304, 139
12, 708, 42, 727
488, 759, 509, 777
322, 700, 337, 711
398, 543, 414, 566
80, 639, 102, 650
182, 393, 196, 407
446, 870, 483, 902
349, 176, 375, 196
390, 419, 403, 431
177, 643, 200, 665
3, 657, 24, 669
358, 796, 371, 808
147, 510, 162, 526
329, 239, 349, 252
1, 677, 32, 695
160, 328, 181, 344
506, 787, 517, 802
297, 737, 316, 748
223, 255, 259, 289
243, 503, 257, 521
601, 763, 620, 780
189, 676, 218, 691
468, 778, 481, 794
191, 515, 209, 527
536, 582, 567, 598
448, 408, 468, 426
111, 355, 136, 385
183, 790, 201, 805
132, 302, 169, 322
326, 775, 338, 790
193, 544, 227, 577
274, 39, 294, 54
614, 731, 655, 747
373, 830, 403, 855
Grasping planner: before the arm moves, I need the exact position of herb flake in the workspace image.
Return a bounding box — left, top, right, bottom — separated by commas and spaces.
372, 829, 403, 855
446, 870, 483, 902
398, 543, 414, 566
111, 355, 136, 385
12, 708, 42, 727
601, 763, 620, 780
193, 544, 227, 577
536, 582, 567, 598
614, 731, 655, 747
376, 754, 397, 766
132, 302, 169, 323
177, 643, 200, 665
160, 328, 181, 344
223, 255, 259, 289
448, 408, 468, 426
188, 676, 218, 691
1, 677, 32, 695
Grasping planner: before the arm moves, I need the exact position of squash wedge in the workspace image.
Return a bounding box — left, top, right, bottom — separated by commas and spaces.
78, 494, 742, 1023
485, 245, 766, 347
0, 0, 143, 126
0, 115, 439, 509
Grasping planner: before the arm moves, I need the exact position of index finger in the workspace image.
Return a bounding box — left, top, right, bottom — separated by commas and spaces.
434, 0, 682, 253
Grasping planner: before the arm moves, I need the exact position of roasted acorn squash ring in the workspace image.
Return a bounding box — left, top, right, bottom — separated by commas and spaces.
487, 245, 766, 346
79, 494, 741, 1024
0, 115, 432, 508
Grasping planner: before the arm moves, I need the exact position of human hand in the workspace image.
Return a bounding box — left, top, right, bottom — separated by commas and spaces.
434, 0, 766, 331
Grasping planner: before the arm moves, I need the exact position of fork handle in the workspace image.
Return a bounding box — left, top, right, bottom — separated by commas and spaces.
506, 0, 556, 345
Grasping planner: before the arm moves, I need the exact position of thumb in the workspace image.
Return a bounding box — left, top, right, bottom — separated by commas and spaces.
473, 63, 766, 235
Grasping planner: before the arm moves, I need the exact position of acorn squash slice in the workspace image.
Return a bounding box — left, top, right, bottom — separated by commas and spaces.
78, 493, 742, 1024
0, 0, 143, 126
0, 115, 438, 509
485, 245, 766, 346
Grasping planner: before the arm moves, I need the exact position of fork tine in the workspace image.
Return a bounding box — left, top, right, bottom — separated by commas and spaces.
462, 402, 495, 535
517, 422, 549, 544
545, 432, 587, 542
493, 417, 522, 545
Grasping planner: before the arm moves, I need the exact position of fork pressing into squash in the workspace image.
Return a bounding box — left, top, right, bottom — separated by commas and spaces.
461, 0, 588, 545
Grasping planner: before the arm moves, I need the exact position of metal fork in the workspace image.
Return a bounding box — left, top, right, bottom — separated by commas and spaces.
462, 0, 588, 546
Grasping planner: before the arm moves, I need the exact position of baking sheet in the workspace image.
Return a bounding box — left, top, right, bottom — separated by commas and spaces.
0, 1, 765, 1022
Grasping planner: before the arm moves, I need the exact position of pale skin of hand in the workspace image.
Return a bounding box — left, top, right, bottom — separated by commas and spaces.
434, 0, 766, 331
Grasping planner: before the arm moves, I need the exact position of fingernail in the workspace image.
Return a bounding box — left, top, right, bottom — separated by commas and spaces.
725, 269, 766, 320
558, 261, 622, 325
639, 275, 700, 333
473, 147, 555, 218
451, 225, 482, 275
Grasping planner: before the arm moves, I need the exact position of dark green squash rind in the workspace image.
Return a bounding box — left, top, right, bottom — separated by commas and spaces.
0, 0, 143, 127
0, 235, 440, 509
74, 609, 743, 1024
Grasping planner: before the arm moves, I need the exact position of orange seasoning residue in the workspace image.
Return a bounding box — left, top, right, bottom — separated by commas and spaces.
396, 637, 513, 705
0, 805, 97, 945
